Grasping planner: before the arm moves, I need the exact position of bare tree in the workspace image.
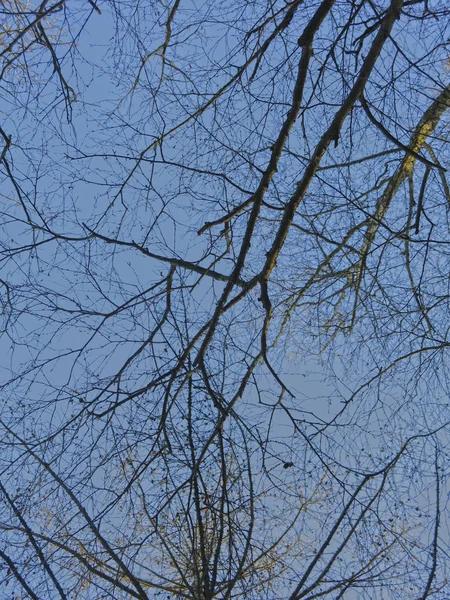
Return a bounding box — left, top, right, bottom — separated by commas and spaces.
1, 0, 450, 598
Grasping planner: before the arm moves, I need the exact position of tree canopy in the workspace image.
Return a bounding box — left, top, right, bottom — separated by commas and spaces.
1, 0, 450, 598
